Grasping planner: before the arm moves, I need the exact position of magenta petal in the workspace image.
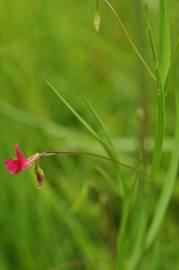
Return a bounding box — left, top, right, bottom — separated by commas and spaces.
22, 160, 32, 170
5, 159, 21, 174
15, 144, 26, 168
15, 144, 32, 170
5, 144, 34, 175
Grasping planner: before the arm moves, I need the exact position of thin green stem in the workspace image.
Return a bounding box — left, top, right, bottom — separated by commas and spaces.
42, 150, 150, 178
146, 5, 159, 66
159, 0, 171, 84
151, 82, 165, 178
103, 0, 156, 82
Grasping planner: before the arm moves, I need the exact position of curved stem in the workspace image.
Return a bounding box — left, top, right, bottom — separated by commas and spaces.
41, 150, 150, 178
103, 0, 156, 82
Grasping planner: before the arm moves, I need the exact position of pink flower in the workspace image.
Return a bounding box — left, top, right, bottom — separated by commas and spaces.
5, 144, 39, 175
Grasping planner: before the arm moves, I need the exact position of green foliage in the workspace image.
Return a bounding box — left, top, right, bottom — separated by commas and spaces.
0, 0, 179, 269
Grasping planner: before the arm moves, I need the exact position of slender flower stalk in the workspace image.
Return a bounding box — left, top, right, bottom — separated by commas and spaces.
41, 151, 149, 178
5, 145, 150, 189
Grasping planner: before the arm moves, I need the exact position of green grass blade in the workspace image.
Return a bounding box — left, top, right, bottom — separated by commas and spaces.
146, 5, 159, 67
128, 210, 147, 270
147, 0, 174, 248
81, 93, 117, 157
146, 75, 179, 249
165, 36, 179, 94
160, 0, 171, 85
42, 75, 101, 142
151, 80, 165, 178
151, 0, 171, 177
43, 76, 127, 197
81, 93, 128, 196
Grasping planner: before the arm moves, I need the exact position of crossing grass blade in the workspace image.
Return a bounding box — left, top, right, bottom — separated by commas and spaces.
42, 76, 128, 197
80, 93, 128, 196
42, 75, 101, 142
80, 93, 121, 163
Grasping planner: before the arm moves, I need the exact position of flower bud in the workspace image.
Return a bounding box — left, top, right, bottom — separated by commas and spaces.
34, 163, 45, 189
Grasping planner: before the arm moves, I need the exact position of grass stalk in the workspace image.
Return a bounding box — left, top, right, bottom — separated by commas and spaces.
80, 93, 128, 195
146, 83, 179, 249
42, 75, 128, 197
150, 0, 171, 178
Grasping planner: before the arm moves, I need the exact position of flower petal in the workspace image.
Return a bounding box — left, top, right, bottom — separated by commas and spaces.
5, 159, 21, 174
5, 144, 38, 175
15, 144, 26, 168
22, 160, 32, 170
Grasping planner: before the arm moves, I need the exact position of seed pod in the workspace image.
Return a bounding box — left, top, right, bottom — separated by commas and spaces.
34, 163, 45, 189
94, 11, 101, 32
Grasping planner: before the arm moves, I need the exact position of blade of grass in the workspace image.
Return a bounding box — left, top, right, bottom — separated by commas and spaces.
159, 0, 171, 85
42, 75, 100, 142
146, 73, 179, 249
116, 199, 130, 269
81, 93, 116, 156
146, 5, 159, 67
128, 210, 147, 270
150, 0, 171, 177
146, 5, 165, 179
146, 93, 179, 249
116, 168, 142, 269
165, 36, 179, 94
151, 77, 165, 178
147, 0, 172, 246
80, 93, 128, 196
42, 76, 128, 196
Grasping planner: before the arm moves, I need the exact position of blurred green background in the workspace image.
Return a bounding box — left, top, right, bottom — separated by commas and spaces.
0, 0, 179, 269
